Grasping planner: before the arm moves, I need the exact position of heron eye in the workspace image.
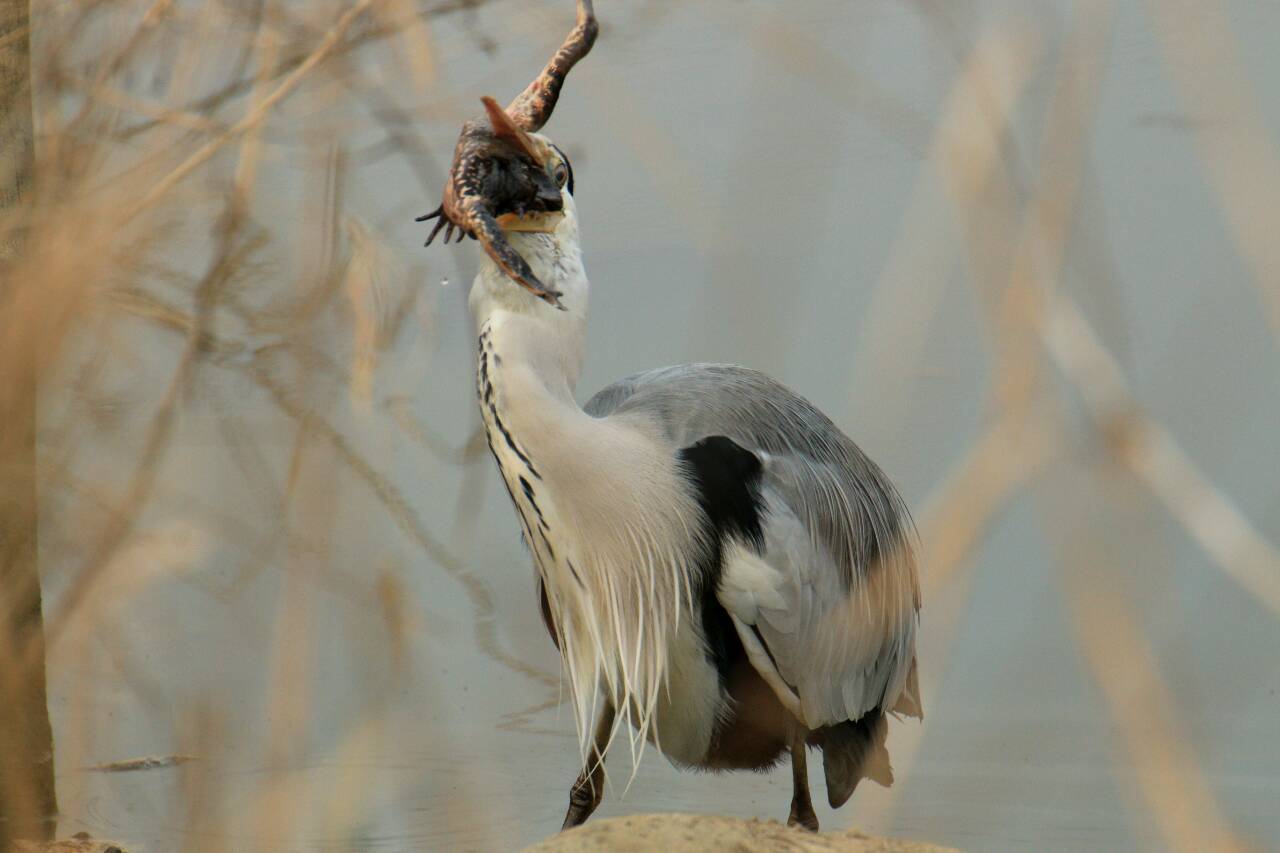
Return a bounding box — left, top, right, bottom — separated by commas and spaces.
553, 162, 569, 188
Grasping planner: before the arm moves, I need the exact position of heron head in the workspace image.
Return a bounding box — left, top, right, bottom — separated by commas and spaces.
418, 0, 596, 309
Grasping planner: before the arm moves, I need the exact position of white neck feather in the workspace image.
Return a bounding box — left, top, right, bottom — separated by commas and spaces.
468, 215, 709, 769
467, 198, 589, 391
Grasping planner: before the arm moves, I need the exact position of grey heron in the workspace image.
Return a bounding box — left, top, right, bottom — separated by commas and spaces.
418, 0, 922, 832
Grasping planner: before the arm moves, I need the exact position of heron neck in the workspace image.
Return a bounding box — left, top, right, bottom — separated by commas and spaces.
469, 257, 710, 766
469, 228, 589, 400
475, 307, 584, 412
470, 237, 595, 508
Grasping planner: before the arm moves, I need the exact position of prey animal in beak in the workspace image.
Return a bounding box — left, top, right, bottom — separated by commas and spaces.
417, 0, 596, 308
481, 98, 567, 237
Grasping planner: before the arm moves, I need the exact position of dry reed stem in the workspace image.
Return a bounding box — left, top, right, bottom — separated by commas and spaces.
964, 0, 1265, 845
249, 421, 325, 846
1054, 517, 1246, 852
385, 396, 486, 465
1042, 293, 1280, 618
39, 215, 253, 660
1143, 0, 1280, 336
736, 9, 932, 149
378, 0, 439, 91
918, 412, 1058, 599
177, 76, 550, 704
848, 24, 1041, 426
845, 24, 1045, 830
177, 705, 226, 853
1, 0, 55, 838
65, 78, 224, 134
852, 407, 1058, 834
122, 0, 383, 223
228, 290, 562, 699
243, 358, 556, 687
345, 218, 392, 408
867, 0, 1271, 842
4, 0, 516, 846
230, 18, 278, 207
981, 0, 1280, 614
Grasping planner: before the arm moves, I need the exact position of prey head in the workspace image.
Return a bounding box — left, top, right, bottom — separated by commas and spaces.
417, 0, 595, 309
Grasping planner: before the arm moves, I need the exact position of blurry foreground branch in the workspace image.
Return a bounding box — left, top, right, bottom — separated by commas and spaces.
0, 0, 57, 844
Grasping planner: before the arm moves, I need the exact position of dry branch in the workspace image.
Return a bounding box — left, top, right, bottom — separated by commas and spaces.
0, 0, 56, 842
122, 0, 383, 223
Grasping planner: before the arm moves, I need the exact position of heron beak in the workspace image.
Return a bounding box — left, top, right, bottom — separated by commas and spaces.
495, 210, 564, 233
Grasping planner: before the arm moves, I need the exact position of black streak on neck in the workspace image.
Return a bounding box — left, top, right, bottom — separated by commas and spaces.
478, 326, 542, 481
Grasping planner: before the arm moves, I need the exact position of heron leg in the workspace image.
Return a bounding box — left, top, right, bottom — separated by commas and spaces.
787, 728, 819, 832
561, 702, 616, 831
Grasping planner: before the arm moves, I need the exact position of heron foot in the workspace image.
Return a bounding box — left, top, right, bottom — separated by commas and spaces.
787, 727, 819, 831
787, 802, 820, 832
560, 702, 615, 831
561, 771, 604, 831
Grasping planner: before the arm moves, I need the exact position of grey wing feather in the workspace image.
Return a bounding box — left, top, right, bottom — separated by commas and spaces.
586, 363, 922, 727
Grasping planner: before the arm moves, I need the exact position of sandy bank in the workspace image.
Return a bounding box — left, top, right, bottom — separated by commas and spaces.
13, 834, 126, 853
525, 813, 956, 852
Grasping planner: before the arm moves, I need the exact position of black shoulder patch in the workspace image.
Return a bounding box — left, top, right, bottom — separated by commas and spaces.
678, 435, 765, 553
679, 435, 767, 690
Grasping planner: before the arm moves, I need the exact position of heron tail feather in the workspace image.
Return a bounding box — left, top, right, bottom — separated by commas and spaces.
821, 710, 893, 809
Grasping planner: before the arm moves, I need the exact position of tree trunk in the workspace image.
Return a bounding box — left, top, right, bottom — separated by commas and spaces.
0, 0, 58, 844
